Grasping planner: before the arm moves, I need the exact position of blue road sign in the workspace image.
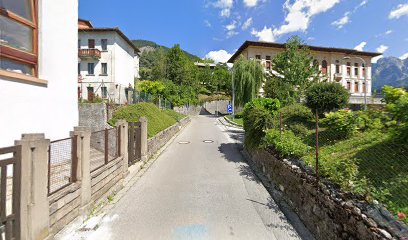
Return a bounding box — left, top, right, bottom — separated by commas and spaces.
227, 104, 233, 113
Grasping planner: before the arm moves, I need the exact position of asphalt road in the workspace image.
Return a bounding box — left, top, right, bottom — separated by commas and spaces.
89, 115, 307, 240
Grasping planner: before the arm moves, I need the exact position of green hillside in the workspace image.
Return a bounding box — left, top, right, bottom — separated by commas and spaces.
132, 39, 200, 61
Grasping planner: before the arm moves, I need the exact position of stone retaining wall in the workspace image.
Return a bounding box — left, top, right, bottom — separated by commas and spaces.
245, 148, 408, 240
147, 117, 191, 158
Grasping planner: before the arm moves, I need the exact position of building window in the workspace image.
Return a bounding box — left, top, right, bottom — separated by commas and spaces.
347, 62, 351, 76
255, 55, 261, 60
335, 60, 340, 74
354, 63, 359, 77
363, 82, 366, 93
0, 0, 38, 77
347, 82, 351, 90
78, 86, 81, 99
321, 60, 328, 75
101, 63, 107, 75
87, 87, 94, 101
87, 63, 94, 75
265, 56, 271, 70
101, 86, 107, 98
101, 39, 108, 51
78, 39, 81, 49
362, 63, 366, 78
88, 39, 95, 49
78, 63, 81, 75
355, 82, 359, 93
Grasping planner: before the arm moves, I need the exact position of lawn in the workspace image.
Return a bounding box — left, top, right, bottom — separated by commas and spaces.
109, 103, 186, 138
301, 129, 408, 223
226, 115, 243, 126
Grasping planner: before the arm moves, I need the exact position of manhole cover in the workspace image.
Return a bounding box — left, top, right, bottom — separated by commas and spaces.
178, 141, 190, 144
203, 140, 214, 143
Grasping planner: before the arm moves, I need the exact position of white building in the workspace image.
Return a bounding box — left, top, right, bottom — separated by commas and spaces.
228, 41, 381, 103
0, 0, 79, 147
78, 19, 140, 104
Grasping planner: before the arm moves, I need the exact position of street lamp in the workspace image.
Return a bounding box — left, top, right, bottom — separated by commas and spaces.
343, 56, 367, 110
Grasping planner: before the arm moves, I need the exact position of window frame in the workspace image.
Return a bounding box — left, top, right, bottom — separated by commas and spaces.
101, 63, 108, 75
101, 39, 108, 51
0, 0, 43, 84
87, 62, 95, 75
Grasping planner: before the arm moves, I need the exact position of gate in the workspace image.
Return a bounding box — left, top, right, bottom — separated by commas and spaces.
128, 122, 142, 165
0, 146, 21, 240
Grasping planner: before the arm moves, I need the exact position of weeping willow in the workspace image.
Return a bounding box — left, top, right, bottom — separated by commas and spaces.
233, 56, 264, 107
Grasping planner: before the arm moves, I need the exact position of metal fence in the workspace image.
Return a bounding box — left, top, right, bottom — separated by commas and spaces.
271, 108, 408, 222
132, 91, 172, 110
90, 127, 121, 173
0, 145, 21, 240
48, 136, 78, 195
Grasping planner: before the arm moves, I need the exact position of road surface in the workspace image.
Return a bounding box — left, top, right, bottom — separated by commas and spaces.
86, 115, 309, 240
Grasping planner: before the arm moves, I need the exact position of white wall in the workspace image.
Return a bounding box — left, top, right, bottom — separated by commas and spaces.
0, 0, 79, 147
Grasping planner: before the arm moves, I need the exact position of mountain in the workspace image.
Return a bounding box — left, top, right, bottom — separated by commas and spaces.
132, 39, 201, 64
372, 57, 408, 91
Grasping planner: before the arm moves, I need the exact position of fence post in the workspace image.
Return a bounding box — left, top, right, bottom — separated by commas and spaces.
104, 128, 109, 164
72, 127, 92, 214
139, 117, 148, 162
15, 134, 50, 240
116, 120, 129, 176
315, 110, 320, 186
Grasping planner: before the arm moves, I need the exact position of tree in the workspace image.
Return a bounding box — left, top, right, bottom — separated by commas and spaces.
305, 82, 349, 114
137, 80, 165, 96
213, 63, 232, 95
265, 36, 320, 105
233, 56, 264, 107
151, 47, 167, 80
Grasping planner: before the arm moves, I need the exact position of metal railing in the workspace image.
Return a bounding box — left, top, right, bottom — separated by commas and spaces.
0, 145, 21, 240
48, 136, 78, 195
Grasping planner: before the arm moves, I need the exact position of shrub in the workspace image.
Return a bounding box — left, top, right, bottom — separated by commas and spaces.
305, 82, 349, 114
243, 98, 280, 148
289, 123, 310, 138
322, 110, 360, 138
264, 129, 309, 158
356, 110, 388, 131
278, 103, 314, 127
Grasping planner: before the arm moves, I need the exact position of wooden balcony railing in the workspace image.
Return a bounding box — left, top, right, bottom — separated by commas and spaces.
78, 48, 101, 59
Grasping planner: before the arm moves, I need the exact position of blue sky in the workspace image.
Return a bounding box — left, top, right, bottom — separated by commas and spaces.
79, 0, 408, 63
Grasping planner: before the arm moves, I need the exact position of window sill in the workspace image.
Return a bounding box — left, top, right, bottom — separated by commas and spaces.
0, 70, 48, 86
86, 74, 95, 76
99, 74, 108, 76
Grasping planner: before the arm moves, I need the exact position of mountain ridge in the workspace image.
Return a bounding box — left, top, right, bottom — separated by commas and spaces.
372, 57, 408, 91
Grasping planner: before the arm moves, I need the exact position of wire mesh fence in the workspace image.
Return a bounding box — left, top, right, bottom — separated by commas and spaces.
267, 106, 408, 222
90, 127, 121, 173
48, 136, 77, 195
132, 91, 172, 110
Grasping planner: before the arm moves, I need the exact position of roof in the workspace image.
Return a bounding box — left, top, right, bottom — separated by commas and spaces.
194, 62, 216, 68
227, 41, 382, 63
78, 19, 93, 29
79, 26, 140, 53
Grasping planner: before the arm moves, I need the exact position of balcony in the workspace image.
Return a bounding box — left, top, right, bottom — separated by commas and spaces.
334, 73, 342, 81
78, 48, 101, 59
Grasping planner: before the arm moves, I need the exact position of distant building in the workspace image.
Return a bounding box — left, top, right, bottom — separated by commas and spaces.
78, 19, 140, 104
195, 62, 216, 69
228, 41, 382, 103
0, 0, 79, 147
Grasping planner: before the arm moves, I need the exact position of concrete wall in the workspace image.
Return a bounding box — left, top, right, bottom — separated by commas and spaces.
78, 103, 110, 133
0, 0, 79, 147
245, 148, 408, 240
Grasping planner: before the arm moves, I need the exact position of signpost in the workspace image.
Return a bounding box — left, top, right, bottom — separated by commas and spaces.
227, 104, 233, 114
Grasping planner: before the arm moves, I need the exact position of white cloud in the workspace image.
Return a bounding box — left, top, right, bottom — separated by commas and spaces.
204, 20, 212, 28
400, 52, 408, 60
332, 12, 350, 29
243, 0, 265, 8
212, 0, 234, 17
241, 17, 253, 30
205, 50, 233, 63
385, 30, 393, 35
225, 21, 237, 31
372, 45, 389, 63
251, 26, 275, 42
389, 4, 408, 19
354, 41, 367, 51
272, 0, 340, 37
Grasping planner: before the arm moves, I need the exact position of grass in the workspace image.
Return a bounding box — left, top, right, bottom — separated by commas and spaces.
300, 129, 408, 223
109, 103, 186, 138
226, 115, 243, 126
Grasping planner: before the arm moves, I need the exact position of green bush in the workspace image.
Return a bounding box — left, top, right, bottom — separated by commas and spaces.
322, 110, 360, 138
289, 123, 310, 138
278, 103, 314, 127
243, 98, 280, 148
356, 110, 389, 131
109, 103, 177, 138
264, 129, 309, 158
305, 82, 349, 114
